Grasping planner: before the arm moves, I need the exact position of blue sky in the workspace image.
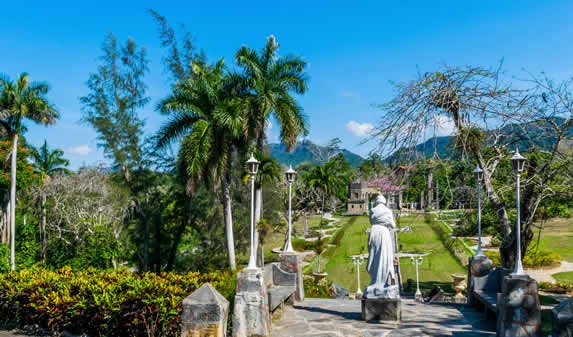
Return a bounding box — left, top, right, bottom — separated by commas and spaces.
1, 0, 573, 169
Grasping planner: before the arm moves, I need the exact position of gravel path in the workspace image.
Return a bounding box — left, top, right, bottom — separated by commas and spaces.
525, 260, 573, 284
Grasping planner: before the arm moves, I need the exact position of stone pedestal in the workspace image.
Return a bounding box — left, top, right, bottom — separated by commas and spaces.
181, 283, 229, 337
553, 297, 573, 337
497, 274, 541, 337
467, 255, 493, 305
232, 269, 271, 337
361, 297, 401, 321
280, 252, 304, 302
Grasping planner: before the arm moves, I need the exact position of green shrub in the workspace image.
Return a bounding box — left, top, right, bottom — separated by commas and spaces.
0, 243, 8, 273
483, 249, 560, 268
523, 250, 562, 267
303, 275, 331, 298
0, 267, 235, 336
538, 281, 573, 294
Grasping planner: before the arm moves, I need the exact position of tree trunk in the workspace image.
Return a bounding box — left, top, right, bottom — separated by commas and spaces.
255, 186, 262, 226
476, 154, 513, 268
254, 133, 265, 228
10, 133, 18, 271
40, 191, 47, 262
222, 169, 236, 271
154, 212, 162, 273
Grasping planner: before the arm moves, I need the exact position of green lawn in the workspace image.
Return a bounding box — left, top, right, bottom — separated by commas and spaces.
314, 213, 465, 293
537, 217, 573, 261
398, 214, 465, 293
553, 271, 573, 284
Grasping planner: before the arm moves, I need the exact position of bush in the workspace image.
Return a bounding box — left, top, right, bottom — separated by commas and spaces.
0, 244, 8, 273
483, 249, 561, 268
0, 267, 235, 336
303, 275, 331, 298
523, 250, 562, 268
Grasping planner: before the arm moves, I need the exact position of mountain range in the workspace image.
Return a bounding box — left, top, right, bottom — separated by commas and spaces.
266, 140, 364, 167
384, 117, 572, 163
268, 118, 571, 167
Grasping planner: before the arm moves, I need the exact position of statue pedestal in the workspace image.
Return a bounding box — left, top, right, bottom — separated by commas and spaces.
361, 297, 401, 321
280, 252, 304, 302
467, 255, 493, 305
232, 269, 271, 337
496, 274, 541, 337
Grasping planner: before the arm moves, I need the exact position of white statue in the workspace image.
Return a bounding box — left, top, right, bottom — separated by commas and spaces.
364, 195, 399, 298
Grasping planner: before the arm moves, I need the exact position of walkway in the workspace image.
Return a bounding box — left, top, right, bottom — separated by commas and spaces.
271, 298, 495, 337
525, 260, 573, 284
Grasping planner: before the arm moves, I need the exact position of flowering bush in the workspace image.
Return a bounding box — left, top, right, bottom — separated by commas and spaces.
0, 267, 235, 336
303, 275, 332, 298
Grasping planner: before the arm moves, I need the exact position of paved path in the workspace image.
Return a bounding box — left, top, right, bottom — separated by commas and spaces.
526, 260, 573, 284
272, 298, 495, 337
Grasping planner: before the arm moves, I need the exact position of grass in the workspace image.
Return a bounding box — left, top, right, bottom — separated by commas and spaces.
536, 217, 573, 261
553, 271, 573, 284
398, 214, 465, 293
313, 213, 466, 293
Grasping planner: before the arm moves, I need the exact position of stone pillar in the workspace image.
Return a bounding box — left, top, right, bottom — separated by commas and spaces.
280, 252, 304, 302
467, 255, 493, 305
497, 274, 541, 337
232, 269, 271, 337
182, 283, 229, 337
553, 297, 573, 337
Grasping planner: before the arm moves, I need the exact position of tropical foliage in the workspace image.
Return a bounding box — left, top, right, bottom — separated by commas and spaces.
0, 267, 235, 336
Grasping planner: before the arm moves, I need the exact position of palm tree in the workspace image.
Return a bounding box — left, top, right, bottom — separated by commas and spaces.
157, 60, 247, 270
29, 140, 70, 262
0, 73, 59, 270
235, 35, 309, 224
304, 156, 350, 272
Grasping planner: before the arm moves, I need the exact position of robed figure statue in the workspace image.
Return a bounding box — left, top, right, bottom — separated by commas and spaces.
364, 195, 400, 298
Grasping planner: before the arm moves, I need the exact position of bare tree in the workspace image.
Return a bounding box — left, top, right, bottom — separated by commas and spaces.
372, 64, 573, 268
28, 168, 129, 256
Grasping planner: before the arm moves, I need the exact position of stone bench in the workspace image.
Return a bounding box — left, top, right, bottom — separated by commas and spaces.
471, 267, 510, 318
263, 263, 297, 313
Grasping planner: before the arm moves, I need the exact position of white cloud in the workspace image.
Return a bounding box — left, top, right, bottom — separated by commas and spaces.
346, 120, 374, 137
68, 145, 92, 156
433, 115, 456, 137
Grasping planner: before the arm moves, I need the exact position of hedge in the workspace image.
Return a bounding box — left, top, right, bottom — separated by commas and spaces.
0, 267, 235, 336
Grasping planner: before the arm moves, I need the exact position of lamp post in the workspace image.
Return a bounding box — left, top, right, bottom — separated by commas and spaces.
411, 256, 423, 301
283, 165, 297, 253
510, 148, 526, 275
473, 165, 485, 257
352, 255, 364, 296
246, 153, 260, 270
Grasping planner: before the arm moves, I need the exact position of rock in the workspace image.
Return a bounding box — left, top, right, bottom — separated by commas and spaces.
181, 283, 229, 337
497, 274, 541, 337
553, 297, 573, 337
330, 283, 349, 299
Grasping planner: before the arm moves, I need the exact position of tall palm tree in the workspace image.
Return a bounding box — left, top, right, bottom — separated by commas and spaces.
157, 60, 247, 270
304, 156, 350, 272
0, 73, 59, 270
29, 140, 70, 262
235, 35, 309, 224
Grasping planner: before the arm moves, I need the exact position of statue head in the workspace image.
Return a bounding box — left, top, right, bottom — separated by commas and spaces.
374, 195, 386, 206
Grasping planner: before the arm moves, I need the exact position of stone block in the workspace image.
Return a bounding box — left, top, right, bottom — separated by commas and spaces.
361, 298, 401, 321
232, 269, 271, 337
467, 256, 493, 305
279, 253, 304, 302
553, 297, 573, 337
497, 274, 541, 337
181, 283, 229, 337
